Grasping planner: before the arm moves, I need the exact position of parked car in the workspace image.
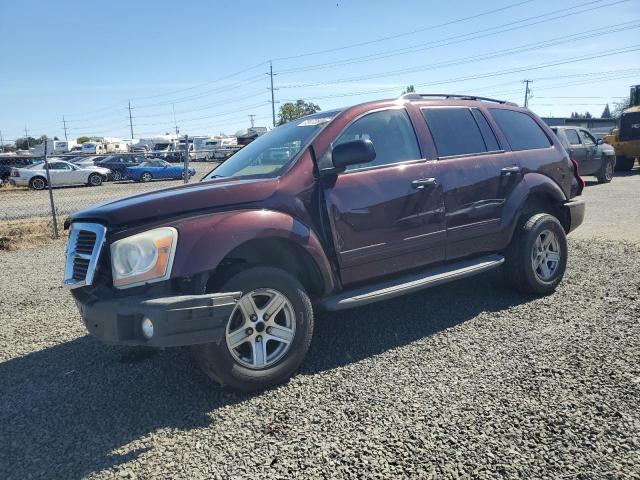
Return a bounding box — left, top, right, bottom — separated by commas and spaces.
0, 156, 42, 181
551, 126, 616, 183
63, 94, 585, 392
71, 155, 106, 168
10, 160, 110, 189
96, 154, 146, 181
124, 159, 196, 182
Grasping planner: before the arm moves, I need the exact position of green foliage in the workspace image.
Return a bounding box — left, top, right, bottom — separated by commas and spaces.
601, 104, 611, 118
76, 136, 91, 144
611, 99, 631, 118
277, 100, 321, 125
15, 136, 43, 150
401, 85, 415, 95
570, 112, 592, 119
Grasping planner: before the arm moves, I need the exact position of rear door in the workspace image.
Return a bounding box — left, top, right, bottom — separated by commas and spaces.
578, 129, 600, 174
563, 128, 590, 173
421, 106, 522, 260
323, 107, 446, 285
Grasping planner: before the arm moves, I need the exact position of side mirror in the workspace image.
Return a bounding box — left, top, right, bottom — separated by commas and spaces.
331, 139, 376, 170
597, 138, 603, 145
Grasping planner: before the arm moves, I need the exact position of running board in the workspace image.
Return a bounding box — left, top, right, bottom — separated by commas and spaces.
321, 254, 505, 311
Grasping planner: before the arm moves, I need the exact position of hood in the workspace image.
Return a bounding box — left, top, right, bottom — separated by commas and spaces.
70, 177, 279, 227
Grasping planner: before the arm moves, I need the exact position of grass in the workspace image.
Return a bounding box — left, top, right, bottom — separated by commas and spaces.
0, 217, 67, 251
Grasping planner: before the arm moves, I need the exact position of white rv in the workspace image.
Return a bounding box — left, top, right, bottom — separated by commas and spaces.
81, 141, 107, 155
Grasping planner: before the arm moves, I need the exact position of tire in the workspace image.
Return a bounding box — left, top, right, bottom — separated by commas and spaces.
140, 172, 152, 182
596, 157, 615, 184
505, 213, 568, 296
88, 173, 103, 187
192, 267, 314, 392
614, 155, 635, 172
29, 177, 46, 190
111, 170, 122, 181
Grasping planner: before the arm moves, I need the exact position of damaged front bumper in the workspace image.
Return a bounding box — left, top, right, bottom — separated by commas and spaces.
76, 291, 240, 348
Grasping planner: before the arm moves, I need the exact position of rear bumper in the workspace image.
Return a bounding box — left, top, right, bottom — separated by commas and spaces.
563, 198, 585, 234
76, 291, 240, 348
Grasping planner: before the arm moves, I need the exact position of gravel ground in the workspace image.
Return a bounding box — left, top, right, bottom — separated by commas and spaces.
1, 236, 639, 479
0, 163, 215, 220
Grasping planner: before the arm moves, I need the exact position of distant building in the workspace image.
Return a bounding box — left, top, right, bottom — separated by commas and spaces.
541, 117, 617, 130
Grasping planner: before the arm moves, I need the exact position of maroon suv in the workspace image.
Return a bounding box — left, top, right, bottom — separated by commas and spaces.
64, 94, 585, 391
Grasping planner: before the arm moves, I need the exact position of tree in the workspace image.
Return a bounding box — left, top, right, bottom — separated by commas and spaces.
601, 104, 612, 118
15, 136, 42, 150
569, 112, 592, 119
277, 99, 321, 125
76, 136, 91, 144
401, 85, 416, 95
612, 99, 630, 118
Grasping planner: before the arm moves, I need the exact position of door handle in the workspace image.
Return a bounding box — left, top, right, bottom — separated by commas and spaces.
411, 178, 437, 189
501, 165, 522, 176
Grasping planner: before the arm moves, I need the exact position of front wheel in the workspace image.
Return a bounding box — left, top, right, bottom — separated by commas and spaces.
111, 170, 122, 181
596, 157, 615, 184
192, 267, 313, 392
614, 155, 635, 172
505, 213, 568, 295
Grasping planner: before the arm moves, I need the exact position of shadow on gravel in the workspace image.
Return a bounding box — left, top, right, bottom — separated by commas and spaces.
0, 270, 528, 479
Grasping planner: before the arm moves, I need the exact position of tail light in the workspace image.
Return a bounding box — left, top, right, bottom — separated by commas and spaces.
570, 158, 585, 194
10, 168, 19, 177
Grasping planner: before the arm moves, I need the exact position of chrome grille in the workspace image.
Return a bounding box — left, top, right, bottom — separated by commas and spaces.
64, 223, 107, 289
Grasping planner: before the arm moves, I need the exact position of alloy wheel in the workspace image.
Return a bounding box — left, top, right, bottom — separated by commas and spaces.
112, 171, 122, 181
531, 229, 561, 281
225, 288, 296, 369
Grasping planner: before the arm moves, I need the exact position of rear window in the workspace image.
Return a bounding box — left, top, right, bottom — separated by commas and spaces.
422, 107, 499, 157
490, 109, 551, 151
565, 129, 581, 145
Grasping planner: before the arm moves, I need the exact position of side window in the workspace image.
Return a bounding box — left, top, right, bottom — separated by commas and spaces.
335, 109, 420, 171
422, 107, 489, 157
49, 162, 68, 170
565, 129, 582, 145
471, 109, 500, 152
579, 130, 596, 146
489, 109, 552, 151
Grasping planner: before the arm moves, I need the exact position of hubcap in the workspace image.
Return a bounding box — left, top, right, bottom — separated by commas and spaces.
142, 173, 151, 181
531, 229, 561, 281
91, 175, 100, 185
113, 171, 121, 180
33, 179, 44, 189
225, 288, 295, 370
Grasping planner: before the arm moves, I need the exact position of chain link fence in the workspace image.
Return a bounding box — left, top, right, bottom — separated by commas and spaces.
0, 148, 227, 237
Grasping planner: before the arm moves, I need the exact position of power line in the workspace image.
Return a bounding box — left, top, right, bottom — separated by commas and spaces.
272, 0, 536, 61
277, 0, 629, 75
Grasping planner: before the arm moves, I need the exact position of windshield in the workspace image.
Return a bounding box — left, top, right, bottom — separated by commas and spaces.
203, 111, 339, 180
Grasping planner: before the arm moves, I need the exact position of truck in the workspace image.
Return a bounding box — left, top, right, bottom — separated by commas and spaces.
63, 94, 585, 392
603, 84, 640, 171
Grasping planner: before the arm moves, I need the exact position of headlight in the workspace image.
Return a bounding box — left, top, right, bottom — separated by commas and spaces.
110, 227, 177, 289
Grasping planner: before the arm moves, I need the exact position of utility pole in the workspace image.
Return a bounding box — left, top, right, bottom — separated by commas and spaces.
172, 104, 179, 135
182, 134, 190, 185
523, 80, 533, 108
62, 115, 69, 141
128, 100, 134, 138
269, 61, 276, 127
0, 130, 4, 153
249, 114, 255, 128
24, 126, 30, 150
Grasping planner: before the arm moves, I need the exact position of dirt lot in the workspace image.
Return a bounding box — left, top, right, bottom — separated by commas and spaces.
0, 170, 638, 479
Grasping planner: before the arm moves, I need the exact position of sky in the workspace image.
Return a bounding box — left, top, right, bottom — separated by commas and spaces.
0, 0, 639, 143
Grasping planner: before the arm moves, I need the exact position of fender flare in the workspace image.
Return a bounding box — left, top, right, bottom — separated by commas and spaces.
501, 172, 567, 235
171, 209, 336, 294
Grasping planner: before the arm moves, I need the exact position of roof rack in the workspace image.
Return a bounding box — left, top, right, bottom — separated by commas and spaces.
400, 93, 518, 106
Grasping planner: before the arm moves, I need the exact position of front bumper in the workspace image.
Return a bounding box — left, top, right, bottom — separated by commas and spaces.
564, 198, 585, 233
76, 291, 240, 348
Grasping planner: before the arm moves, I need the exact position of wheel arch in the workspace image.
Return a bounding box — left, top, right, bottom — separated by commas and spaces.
171, 209, 336, 297
502, 173, 570, 238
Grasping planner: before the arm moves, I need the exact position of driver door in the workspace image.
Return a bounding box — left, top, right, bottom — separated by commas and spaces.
323, 108, 446, 286
578, 129, 600, 174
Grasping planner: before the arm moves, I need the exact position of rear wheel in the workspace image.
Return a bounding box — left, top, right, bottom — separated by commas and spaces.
505, 213, 568, 295
88, 173, 103, 186
596, 157, 615, 183
140, 172, 153, 182
614, 155, 635, 172
29, 177, 46, 190
192, 267, 313, 392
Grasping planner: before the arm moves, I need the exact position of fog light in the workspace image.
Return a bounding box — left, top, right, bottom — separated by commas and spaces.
141, 318, 154, 339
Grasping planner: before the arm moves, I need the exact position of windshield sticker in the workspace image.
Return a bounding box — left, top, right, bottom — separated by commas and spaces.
297, 117, 332, 126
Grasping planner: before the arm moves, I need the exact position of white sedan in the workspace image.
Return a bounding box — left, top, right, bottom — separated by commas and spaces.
10, 160, 111, 190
